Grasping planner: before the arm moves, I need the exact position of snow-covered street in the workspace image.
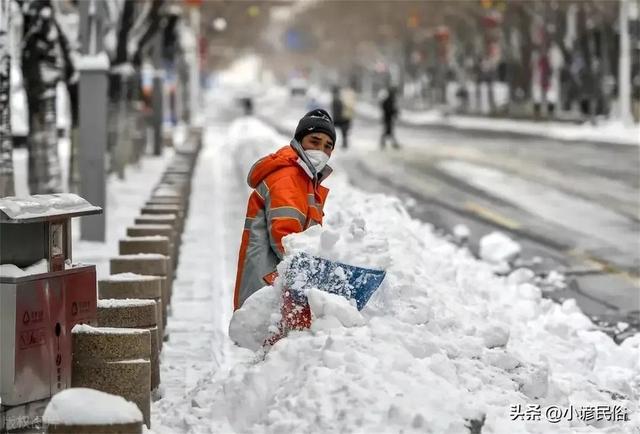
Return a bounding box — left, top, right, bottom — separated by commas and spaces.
139, 90, 640, 434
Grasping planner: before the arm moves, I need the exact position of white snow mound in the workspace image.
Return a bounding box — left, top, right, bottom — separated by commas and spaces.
480, 231, 522, 264
229, 285, 281, 351
43, 388, 142, 425
308, 287, 366, 330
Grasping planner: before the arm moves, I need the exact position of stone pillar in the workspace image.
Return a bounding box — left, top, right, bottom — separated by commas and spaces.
147, 196, 184, 207
140, 204, 184, 231
126, 224, 177, 263
71, 325, 151, 427
122, 232, 176, 270
97, 299, 161, 390
98, 273, 165, 345
134, 214, 179, 232
110, 254, 172, 317
120, 235, 171, 256
158, 176, 190, 198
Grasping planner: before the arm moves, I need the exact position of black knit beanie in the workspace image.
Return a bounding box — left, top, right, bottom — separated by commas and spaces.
294, 109, 336, 145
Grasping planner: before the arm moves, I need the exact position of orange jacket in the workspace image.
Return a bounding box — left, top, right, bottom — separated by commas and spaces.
233, 141, 331, 310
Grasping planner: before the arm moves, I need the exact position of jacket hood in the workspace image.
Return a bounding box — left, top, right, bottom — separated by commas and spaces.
247, 144, 332, 188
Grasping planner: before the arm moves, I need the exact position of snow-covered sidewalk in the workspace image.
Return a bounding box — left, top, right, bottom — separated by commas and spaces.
147, 93, 639, 434
356, 101, 640, 147
73, 151, 174, 277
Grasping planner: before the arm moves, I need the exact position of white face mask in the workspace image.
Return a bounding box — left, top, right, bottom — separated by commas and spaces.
305, 150, 329, 173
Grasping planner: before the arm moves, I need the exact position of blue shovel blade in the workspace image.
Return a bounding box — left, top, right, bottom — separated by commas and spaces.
283, 252, 386, 310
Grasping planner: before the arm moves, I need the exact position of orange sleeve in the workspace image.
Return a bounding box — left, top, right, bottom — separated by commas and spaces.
263, 178, 307, 258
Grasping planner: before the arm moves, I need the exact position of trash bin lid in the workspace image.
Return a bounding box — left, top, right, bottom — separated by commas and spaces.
0, 194, 102, 223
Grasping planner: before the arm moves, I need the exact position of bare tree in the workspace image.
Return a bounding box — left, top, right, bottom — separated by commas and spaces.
21, 0, 63, 194
51, 0, 81, 193
0, 0, 13, 197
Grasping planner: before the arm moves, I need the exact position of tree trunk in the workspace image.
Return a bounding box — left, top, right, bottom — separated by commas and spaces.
22, 0, 63, 194
0, 0, 14, 197
53, 12, 79, 193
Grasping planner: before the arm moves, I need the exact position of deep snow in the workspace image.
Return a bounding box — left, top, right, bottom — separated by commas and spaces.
147, 94, 639, 434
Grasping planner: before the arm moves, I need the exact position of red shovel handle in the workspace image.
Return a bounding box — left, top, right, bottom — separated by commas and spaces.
281, 290, 312, 330
263, 287, 311, 347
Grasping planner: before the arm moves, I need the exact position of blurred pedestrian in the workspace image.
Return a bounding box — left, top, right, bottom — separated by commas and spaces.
233, 108, 336, 311
547, 43, 564, 117
341, 84, 356, 145
241, 97, 253, 115
380, 86, 399, 149
331, 86, 354, 148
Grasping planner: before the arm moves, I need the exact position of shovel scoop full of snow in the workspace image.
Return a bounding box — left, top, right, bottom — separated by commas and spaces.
265, 252, 386, 345
284, 252, 386, 310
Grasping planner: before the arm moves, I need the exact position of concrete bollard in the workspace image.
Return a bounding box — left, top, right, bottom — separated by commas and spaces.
127, 224, 179, 270
97, 299, 161, 391
145, 199, 185, 213
98, 273, 165, 346
43, 387, 143, 434
110, 254, 172, 316
71, 325, 151, 428
147, 197, 185, 207
126, 224, 178, 263
152, 187, 185, 201
126, 224, 175, 244
119, 235, 171, 256
157, 178, 190, 198
154, 186, 184, 196
134, 213, 178, 229
140, 205, 184, 233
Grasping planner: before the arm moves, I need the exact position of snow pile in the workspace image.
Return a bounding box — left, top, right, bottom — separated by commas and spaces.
229, 285, 281, 351
43, 388, 142, 425
0, 259, 48, 278
0, 264, 26, 278
307, 288, 366, 330
23, 258, 49, 275
0, 193, 100, 220
189, 175, 639, 433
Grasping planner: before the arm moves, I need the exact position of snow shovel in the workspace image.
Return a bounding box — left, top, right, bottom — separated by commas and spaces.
264, 252, 386, 345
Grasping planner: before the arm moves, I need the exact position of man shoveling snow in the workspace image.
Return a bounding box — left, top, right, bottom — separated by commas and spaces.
233, 109, 345, 341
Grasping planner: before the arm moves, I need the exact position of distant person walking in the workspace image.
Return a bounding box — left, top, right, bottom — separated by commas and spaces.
331, 86, 354, 148
380, 86, 399, 149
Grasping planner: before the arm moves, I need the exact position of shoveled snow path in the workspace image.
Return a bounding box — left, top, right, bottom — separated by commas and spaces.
150, 117, 254, 433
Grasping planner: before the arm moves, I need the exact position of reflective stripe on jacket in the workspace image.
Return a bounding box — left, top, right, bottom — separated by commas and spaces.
233, 141, 331, 310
